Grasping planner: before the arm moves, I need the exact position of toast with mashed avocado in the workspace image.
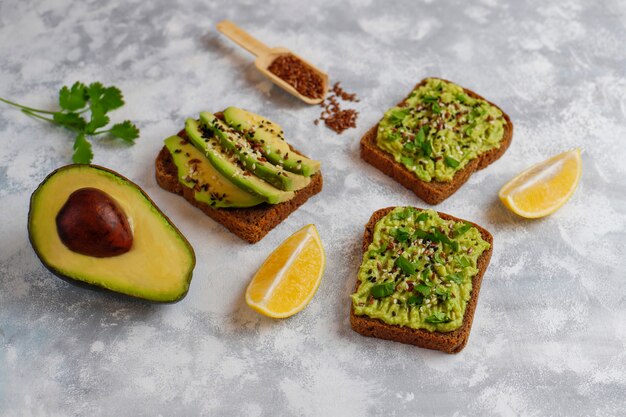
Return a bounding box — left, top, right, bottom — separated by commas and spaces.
361, 78, 513, 204
350, 206, 493, 353
155, 108, 322, 243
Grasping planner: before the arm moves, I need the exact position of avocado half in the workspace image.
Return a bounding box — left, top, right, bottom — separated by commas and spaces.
28, 164, 196, 303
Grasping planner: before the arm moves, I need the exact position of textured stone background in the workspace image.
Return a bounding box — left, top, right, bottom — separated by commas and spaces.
1, 0, 625, 416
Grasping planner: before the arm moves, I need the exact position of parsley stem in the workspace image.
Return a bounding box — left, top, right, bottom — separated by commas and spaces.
20, 109, 57, 124
91, 129, 111, 135
0, 97, 56, 114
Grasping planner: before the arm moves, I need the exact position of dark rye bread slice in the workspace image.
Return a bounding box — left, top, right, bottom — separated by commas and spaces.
361, 77, 513, 205
155, 129, 322, 244
350, 207, 493, 353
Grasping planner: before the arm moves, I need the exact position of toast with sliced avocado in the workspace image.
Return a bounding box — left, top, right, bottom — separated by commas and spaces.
155, 109, 322, 243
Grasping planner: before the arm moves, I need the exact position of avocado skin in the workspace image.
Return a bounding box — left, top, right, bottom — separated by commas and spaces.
27, 164, 196, 303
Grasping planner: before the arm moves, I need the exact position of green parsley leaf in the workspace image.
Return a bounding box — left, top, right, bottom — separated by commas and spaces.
432, 102, 442, 114
421, 95, 439, 104
455, 93, 468, 103
53, 112, 87, 131
389, 108, 409, 125
109, 121, 140, 142
371, 282, 395, 299
416, 126, 426, 144
421, 138, 432, 157
453, 223, 472, 237
434, 252, 445, 264
403, 141, 416, 152
59, 82, 87, 111
407, 295, 423, 306
85, 102, 110, 134
391, 227, 410, 243
421, 268, 430, 281
395, 256, 417, 276
401, 156, 414, 167
100, 86, 124, 111
444, 156, 460, 168
446, 273, 463, 284
435, 287, 450, 301
72, 132, 93, 164
391, 210, 409, 220
416, 212, 429, 222
458, 256, 471, 268
415, 284, 430, 297
425, 311, 451, 324
0, 80, 139, 164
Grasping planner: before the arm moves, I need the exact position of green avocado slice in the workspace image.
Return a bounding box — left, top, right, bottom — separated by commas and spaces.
28, 164, 195, 303
184, 118, 294, 204
200, 112, 311, 191
164, 135, 264, 208
222, 106, 321, 177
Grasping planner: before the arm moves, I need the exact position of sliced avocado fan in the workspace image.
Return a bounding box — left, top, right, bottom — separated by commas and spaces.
184, 118, 294, 204
222, 106, 321, 177
200, 112, 310, 191
164, 135, 264, 208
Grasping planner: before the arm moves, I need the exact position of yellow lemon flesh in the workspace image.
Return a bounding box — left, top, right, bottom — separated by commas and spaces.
245, 225, 326, 318
499, 149, 582, 218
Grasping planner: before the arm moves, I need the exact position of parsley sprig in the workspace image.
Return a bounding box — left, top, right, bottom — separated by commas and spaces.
0, 81, 140, 164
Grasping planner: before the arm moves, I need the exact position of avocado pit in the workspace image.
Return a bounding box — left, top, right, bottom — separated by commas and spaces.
55, 187, 133, 257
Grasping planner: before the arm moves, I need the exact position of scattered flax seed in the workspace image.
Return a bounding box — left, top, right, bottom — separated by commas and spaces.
315, 82, 359, 134
268, 54, 325, 100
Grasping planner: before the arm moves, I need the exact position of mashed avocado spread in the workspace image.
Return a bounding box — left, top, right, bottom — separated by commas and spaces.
351, 207, 490, 332
376, 78, 506, 183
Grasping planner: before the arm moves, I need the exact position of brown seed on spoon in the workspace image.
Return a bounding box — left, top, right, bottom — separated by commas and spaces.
216, 20, 328, 104
56, 187, 133, 257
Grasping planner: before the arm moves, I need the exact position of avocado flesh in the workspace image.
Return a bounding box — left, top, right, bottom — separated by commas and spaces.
222, 106, 321, 177
184, 119, 294, 204
28, 165, 195, 303
200, 112, 310, 191
164, 135, 264, 208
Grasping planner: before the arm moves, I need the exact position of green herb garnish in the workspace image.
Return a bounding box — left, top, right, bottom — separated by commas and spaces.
395, 256, 417, 276
444, 156, 460, 168
389, 108, 410, 125
432, 102, 442, 114
434, 252, 445, 264
458, 256, 470, 268
453, 222, 472, 237
371, 282, 395, 299
416, 212, 429, 222
425, 311, 451, 324
391, 227, 410, 243
0, 81, 139, 163
407, 295, 423, 306
391, 210, 409, 220
415, 284, 430, 297
435, 287, 450, 301
446, 273, 463, 284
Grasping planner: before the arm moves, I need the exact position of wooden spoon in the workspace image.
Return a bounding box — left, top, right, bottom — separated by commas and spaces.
216, 20, 328, 105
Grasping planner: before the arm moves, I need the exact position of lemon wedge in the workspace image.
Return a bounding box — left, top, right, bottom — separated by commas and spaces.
499, 148, 582, 218
245, 225, 326, 318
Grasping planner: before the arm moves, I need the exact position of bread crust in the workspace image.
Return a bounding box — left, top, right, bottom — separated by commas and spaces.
349, 207, 493, 353
155, 129, 322, 244
360, 77, 513, 204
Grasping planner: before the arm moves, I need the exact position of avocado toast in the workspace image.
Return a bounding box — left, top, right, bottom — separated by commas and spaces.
156, 107, 322, 243
361, 78, 513, 204
350, 207, 493, 353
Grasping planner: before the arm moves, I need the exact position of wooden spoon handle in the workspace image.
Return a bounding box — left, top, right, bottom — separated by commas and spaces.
216, 20, 271, 57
